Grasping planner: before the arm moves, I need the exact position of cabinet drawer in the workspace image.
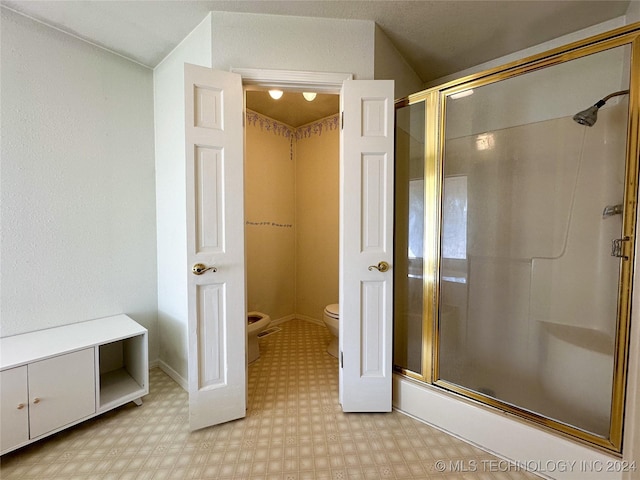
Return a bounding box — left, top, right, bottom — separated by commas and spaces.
29, 348, 96, 439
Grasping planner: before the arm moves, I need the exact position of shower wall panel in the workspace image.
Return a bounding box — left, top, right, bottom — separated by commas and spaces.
440, 103, 627, 437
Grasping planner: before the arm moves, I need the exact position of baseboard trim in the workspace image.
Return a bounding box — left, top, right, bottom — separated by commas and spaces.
157, 360, 188, 391
270, 314, 325, 327
155, 314, 326, 392
294, 314, 325, 326
270, 314, 296, 326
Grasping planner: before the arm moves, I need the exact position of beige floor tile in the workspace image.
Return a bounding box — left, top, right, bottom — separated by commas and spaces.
0, 320, 541, 479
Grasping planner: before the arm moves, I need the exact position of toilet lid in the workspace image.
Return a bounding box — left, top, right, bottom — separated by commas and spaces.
325, 303, 339, 318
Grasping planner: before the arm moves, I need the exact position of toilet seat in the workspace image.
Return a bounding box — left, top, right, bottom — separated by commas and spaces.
323, 303, 339, 358
247, 311, 271, 363
324, 303, 339, 319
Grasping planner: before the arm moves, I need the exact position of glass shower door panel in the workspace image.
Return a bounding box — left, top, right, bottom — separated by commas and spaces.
438, 45, 630, 437
394, 102, 425, 375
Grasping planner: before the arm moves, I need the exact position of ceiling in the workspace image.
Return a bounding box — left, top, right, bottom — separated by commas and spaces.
246, 90, 339, 127
1, 0, 633, 124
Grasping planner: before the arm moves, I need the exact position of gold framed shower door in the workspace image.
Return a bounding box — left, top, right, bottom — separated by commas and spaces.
393, 22, 640, 453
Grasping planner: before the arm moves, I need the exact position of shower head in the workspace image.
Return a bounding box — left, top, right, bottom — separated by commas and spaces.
573, 89, 629, 127
573, 103, 604, 127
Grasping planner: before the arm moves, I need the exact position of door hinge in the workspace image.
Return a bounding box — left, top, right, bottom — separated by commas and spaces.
340, 351, 343, 368
341, 111, 344, 130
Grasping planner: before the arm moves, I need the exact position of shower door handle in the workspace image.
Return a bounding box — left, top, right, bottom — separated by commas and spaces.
192, 263, 217, 275
368, 261, 390, 272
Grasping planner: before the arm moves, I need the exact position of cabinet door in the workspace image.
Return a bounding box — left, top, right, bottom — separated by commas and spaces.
29, 348, 96, 438
0, 366, 29, 453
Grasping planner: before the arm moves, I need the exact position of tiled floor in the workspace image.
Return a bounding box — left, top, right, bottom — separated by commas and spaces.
0, 319, 539, 479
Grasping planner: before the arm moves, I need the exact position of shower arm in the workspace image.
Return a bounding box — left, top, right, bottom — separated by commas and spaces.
599, 89, 630, 106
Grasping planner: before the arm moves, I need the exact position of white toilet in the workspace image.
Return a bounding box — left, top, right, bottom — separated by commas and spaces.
247, 311, 271, 363
322, 303, 339, 358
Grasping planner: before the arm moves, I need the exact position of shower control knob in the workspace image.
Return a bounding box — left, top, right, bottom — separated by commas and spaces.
368, 261, 390, 272
611, 237, 631, 260
192, 263, 218, 275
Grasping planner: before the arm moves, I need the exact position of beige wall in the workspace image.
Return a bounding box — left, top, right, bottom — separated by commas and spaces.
245, 112, 296, 321
295, 117, 340, 322
245, 111, 339, 324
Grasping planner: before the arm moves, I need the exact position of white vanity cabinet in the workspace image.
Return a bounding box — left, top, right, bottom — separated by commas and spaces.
0, 315, 148, 455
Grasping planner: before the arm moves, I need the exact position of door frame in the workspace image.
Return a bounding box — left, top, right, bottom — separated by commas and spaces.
231, 68, 352, 93
231, 66, 353, 334
232, 68, 394, 413
231, 67, 349, 400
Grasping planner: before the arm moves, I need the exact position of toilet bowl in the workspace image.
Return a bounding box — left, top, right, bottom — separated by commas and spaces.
247, 311, 271, 363
322, 303, 339, 358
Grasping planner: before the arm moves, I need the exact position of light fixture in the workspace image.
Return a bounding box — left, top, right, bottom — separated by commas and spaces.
268, 89, 283, 100
450, 89, 474, 99
302, 92, 317, 101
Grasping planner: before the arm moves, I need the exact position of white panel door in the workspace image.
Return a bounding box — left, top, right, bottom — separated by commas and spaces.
185, 65, 246, 430
340, 80, 395, 412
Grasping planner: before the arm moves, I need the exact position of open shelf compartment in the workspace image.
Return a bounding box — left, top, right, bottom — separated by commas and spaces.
98, 333, 147, 411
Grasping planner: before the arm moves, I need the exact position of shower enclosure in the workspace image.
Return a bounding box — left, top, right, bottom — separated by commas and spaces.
394, 25, 639, 452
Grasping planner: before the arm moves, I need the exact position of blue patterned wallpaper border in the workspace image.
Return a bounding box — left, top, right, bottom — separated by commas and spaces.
246, 109, 340, 140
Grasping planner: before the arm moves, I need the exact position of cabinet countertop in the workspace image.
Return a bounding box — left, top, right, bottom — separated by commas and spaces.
0, 315, 147, 370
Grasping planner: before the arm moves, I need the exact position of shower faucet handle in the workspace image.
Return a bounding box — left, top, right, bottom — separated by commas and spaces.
192, 263, 218, 275
611, 237, 631, 260
368, 261, 390, 273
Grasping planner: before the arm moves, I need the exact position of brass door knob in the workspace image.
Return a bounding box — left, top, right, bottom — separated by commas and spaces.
192, 263, 217, 275
368, 261, 390, 272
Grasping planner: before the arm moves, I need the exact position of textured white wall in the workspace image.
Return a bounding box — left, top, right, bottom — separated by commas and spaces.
374, 25, 423, 99
210, 12, 374, 79
626, 0, 640, 23
0, 8, 158, 361
153, 14, 212, 384
425, 17, 627, 88
154, 12, 378, 385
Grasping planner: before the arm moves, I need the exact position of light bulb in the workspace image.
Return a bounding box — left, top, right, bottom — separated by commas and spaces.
302, 92, 317, 101
268, 89, 283, 100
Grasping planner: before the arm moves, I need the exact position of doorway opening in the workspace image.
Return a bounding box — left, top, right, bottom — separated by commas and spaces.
243, 87, 341, 406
